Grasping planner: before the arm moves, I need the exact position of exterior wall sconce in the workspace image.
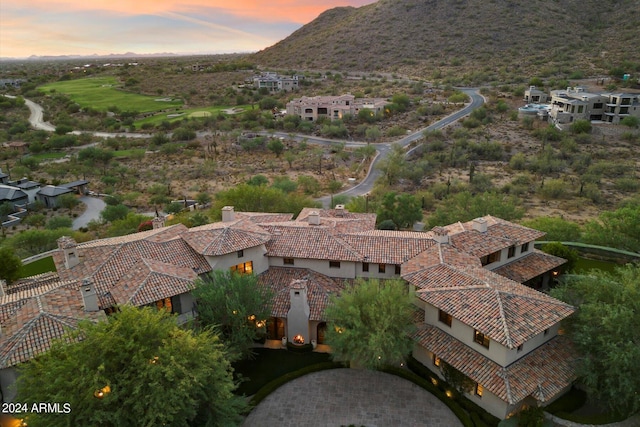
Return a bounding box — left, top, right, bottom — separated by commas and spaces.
94, 385, 111, 399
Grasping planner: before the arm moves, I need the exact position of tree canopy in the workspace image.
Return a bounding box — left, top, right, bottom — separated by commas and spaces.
191, 271, 272, 360
425, 191, 524, 228
582, 200, 640, 252
16, 305, 245, 427
0, 246, 22, 285
550, 265, 640, 416
324, 278, 415, 369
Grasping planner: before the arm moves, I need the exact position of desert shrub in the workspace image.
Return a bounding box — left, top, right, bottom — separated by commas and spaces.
538, 179, 569, 199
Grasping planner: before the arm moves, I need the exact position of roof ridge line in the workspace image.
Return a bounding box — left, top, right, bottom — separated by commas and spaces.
494, 288, 513, 348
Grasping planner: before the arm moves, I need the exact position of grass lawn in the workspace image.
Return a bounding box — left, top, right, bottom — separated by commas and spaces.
233, 348, 331, 396
573, 257, 620, 274
112, 149, 147, 158
38, 77, 183, 113
134, 104, 248, 127
20, 256, 56, 277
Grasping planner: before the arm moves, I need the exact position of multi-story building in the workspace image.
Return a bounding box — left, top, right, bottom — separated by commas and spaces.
0, 207, 574, 418
252, 72, 301, 92
286, 94, 389, 121
548, 86, 640, 125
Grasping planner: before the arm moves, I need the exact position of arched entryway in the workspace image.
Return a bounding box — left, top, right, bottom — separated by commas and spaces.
317, 322, 327, 344
267, 317, 285, 340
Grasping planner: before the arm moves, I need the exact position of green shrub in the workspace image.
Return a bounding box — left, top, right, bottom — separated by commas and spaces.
285, 342, 313, 353
517, 406, 544, 427
544, 387, 586, 414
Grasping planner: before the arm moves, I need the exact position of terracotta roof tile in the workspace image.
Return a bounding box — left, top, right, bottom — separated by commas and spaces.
263, 224, 362, 261
341, 231, 435, 264
406, 262, 574, 348
183, 218, 271, 255
493, 250, 566, 283
0, 280, 105, 368
414, 325, 576, 404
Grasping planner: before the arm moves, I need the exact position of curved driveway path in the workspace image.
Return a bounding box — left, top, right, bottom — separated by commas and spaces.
243, 368, 464, 427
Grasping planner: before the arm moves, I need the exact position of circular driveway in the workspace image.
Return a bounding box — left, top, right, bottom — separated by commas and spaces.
243, 368, 464, 427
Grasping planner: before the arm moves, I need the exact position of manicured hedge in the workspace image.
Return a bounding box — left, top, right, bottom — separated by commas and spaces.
286, 342, 313, 353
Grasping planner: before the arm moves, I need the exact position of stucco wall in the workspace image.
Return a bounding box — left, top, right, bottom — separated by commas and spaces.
484, 240, 533, 270
269, 257, 357, 279
424, 303, 511, 366
205, 245, 269, 275
356, 262, 403, 280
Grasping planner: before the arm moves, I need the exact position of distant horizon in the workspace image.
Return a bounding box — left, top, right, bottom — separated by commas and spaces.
0, 1, 376, 59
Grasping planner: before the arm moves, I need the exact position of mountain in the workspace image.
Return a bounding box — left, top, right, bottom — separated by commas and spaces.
252, 0, 640, 81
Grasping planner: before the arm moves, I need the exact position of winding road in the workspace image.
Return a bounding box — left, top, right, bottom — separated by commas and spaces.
9, 88, 484, 208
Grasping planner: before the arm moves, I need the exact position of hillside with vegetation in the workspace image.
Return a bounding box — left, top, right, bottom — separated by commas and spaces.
253, 0, 640, 83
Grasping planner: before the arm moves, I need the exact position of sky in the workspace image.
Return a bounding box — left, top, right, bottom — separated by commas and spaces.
0, 0, 377, 58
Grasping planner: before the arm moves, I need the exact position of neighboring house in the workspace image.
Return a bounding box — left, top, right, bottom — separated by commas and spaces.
8, 178, 40, 204
0, 207, 573, 419
36, 185, 74, 208
1, 141, 29, 153
252, 72, 301, 93
0, 184, 28, 209
60, 180, 89, 195
0, 169, 8, 185
286, 94, 389, 121
548, 87, 640, 125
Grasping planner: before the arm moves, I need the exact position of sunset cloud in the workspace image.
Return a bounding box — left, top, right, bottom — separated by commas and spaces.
0, 1, 376, 58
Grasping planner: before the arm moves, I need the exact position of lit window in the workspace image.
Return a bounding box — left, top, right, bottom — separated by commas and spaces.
394, 265, 401, 275
237, 250, 244, 258
329, 261, 341, 269
230, 261, 253, 275
438, 310, 452, 327
475, 383, 483, 397
521, 242, 529, 253
362, 262, 369, 272
508, 246, 516, 258
433, 355, 441, 367
378, 264, 386, 273
283, 258, 294, 265
474, 330, 490, 349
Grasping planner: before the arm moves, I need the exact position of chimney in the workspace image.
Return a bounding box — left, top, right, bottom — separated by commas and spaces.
222, 206, 235, 223
335, 204, 345, 217
308, 211, 320, 226
472, 218, 488, 233
80, 279, 99, 312
57, 236, 80, 269
152, 216, 165, 229
431, 226, 449, 244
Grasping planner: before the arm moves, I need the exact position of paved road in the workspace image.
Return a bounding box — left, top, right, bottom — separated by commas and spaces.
243, 368, 464, 427
72, 196, 106, 230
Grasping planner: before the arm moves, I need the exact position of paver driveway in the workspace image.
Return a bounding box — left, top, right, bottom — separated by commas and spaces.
243, 368, 464, 427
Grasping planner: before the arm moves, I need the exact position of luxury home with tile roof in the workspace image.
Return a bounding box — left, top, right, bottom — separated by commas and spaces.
0, 206, 573, 418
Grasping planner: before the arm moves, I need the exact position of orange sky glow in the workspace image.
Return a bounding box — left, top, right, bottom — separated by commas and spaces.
0, 0, 377, 58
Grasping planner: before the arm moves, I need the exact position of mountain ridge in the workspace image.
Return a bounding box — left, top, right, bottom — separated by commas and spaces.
252, 0, 640, 81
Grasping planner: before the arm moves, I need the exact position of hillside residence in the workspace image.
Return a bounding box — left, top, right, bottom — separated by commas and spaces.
548, 87, 640, 125
0, 207, 573, 419
0, 176, 89, 211
251, 72, 301, 92
286, 94, 389, 121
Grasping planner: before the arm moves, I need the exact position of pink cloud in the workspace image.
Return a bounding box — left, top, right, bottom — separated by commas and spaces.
15, 0, 376, 23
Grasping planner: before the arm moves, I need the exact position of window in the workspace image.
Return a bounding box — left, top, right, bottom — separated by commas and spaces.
394, 265, 401, 275
475, 383, 484, 397
593, 102, 603, 109
474, 330, 490, 349
230, 261, 253, 275
480, 251, 501, 266
508, 246, 516, 258
433, 354, 441, 367
283, 258, 294, 265
438, 310, 452, 327
237, 249, 244, 258
329, 261, 341, 269
578, 105, 584, 113
156, 297, 172, 312
362, 262, 369, 272
378, 264, 386, 273
544, 328, 549, 336
517, 344, 523, 352
521, 242, 529, 253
